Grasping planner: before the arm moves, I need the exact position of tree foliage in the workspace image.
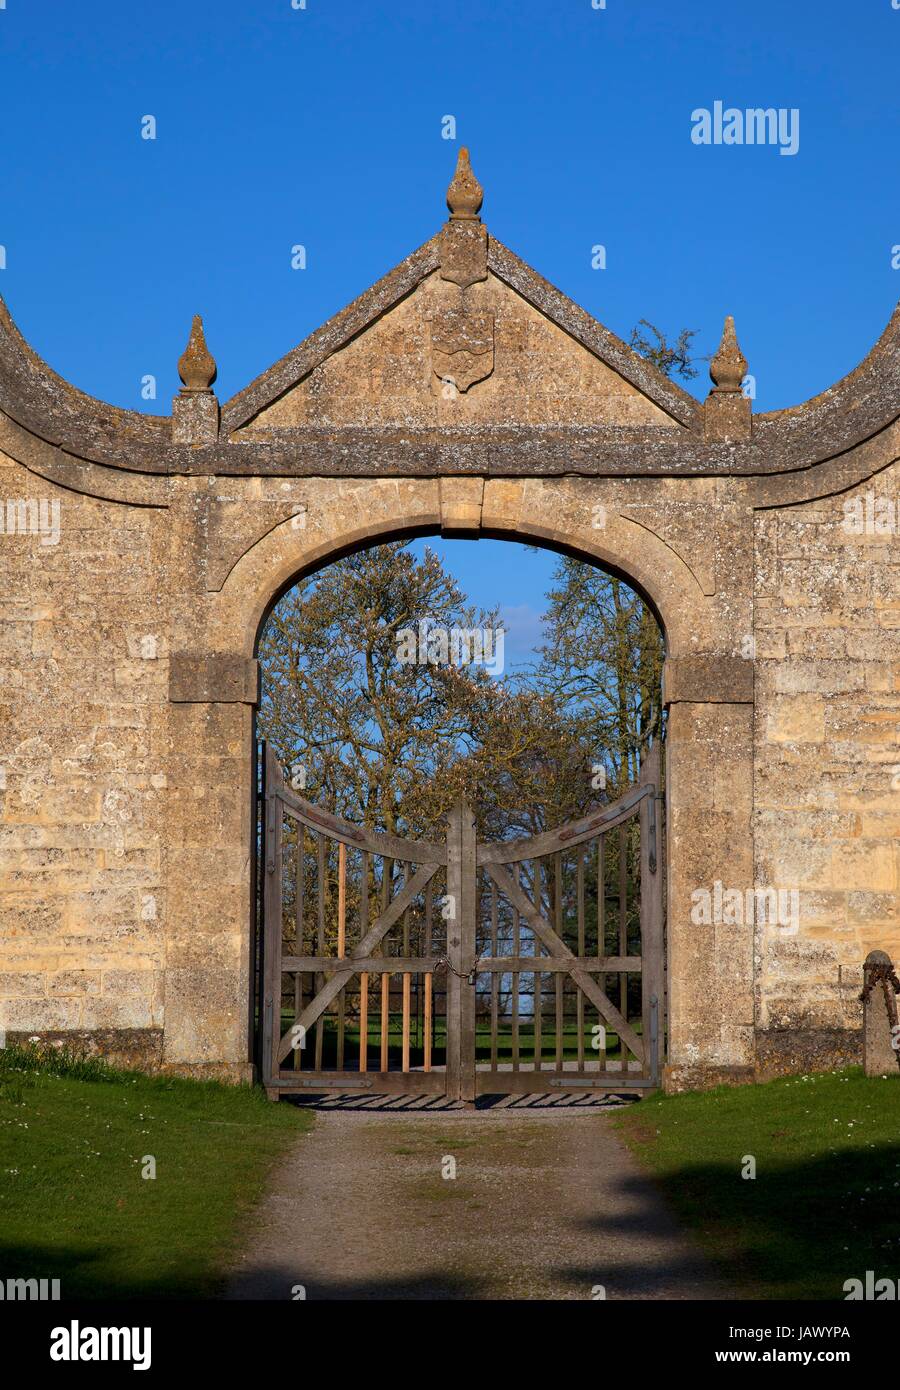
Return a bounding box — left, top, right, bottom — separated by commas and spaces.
258, 540, 663, 842
629, 319, 699, 381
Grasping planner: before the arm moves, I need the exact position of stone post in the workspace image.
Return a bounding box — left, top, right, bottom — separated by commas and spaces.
862, 950, 900, 1076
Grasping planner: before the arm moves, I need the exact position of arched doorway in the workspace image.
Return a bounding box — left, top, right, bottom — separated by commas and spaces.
250, 534, 666, 1100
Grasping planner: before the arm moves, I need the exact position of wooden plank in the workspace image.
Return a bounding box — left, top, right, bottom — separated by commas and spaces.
477, 783, 648, 863
598, 834, 606, 1035
640, 742, 665, 1083
472, 956, 641, 974
261, 784, 283, 1086
555, 851, 563, 1070
295, 822, 305, 950
380, 972, 389, 1072
485, 860, 645, 1063
315, 832, 325, 1070
425, 882, 433, 953
424, 972, 432, 1072
577, 847, 585, 1069
402, 973, 411, 1073
458, 802, 477, 1102
474, 1070, 654, 1097
533, 861, 541, 1073
276, 861, 439, 1064
283, 955, 443, 973
512, 904, 520, 1072
337, 841, 346, 958
336, 841, 346, 1071
618, 824, 628, 1020
359, 972, 368, 1073
293, 970, 303, 1072
445, 803, 462, 1101
271, 1070, 447, 1096
490, 877, 498, 1070
277, 779, 445, 863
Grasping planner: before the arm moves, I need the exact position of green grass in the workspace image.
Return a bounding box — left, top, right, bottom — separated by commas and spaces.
0, 1044, 310, 1299
615, 1067, 900, 1300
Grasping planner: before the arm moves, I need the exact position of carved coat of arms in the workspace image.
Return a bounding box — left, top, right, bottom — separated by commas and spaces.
431, 308, 494, 394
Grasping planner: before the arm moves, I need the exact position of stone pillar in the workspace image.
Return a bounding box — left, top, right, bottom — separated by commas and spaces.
663, 656, 756, 1090
862, 950, 900, 1076
163, 653, 260, 1081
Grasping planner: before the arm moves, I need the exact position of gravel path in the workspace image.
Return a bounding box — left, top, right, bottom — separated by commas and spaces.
225, 1104, 728, 1301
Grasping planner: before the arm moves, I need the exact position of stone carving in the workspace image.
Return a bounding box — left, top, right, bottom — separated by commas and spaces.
709, 314, 747, 393
704, 313, 751, 442
441, 148, 488, 287
446, 146, 483, 221
440, 219, 488, 289
177, 314, 217, 392
431, 308, 495, 393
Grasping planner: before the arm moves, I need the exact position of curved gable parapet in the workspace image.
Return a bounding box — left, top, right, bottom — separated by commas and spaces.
752, 299, 900, 462
1, 158, 899, 482
0, 294, 171, 471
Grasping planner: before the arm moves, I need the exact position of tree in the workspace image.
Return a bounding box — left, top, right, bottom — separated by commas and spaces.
629, 320, 699, 381
258, 541, 500, 838
531, 562, 664, 796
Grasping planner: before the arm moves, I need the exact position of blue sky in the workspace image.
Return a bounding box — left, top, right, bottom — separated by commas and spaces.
3, 0, 899, 641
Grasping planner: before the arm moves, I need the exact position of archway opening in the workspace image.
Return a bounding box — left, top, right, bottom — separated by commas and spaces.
252, 535, 665, 1096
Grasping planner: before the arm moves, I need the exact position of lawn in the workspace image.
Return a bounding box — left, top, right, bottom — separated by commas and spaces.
0, 1044, 310, 1299
614, 1067, 900, 1300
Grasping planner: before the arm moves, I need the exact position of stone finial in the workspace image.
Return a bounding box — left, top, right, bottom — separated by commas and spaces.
172, 314, 218, 443
446, 147, 483, 222
178, 315, 217, 394
709, 314, 747, 394
703, 314, 751, 442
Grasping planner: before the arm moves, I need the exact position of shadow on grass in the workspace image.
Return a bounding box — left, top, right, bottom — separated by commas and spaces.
0, 1241, 488, 1301
563, 1146, 900, 1300
226, 1268, 489, 1300
0, 1240, 228, 1301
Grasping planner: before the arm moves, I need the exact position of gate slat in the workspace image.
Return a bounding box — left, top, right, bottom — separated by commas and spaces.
424, 971, 432, 1072
380, 972, 389, 1071
533, 860, 542, 1073
336, 842, 346, 1071
512, 904, 520, 1072
262, 748, 662, 1099
490, 877, 498, 1069
315, 833, 326, 1070
618, 825, 628, 1022
577, 847, 585, 1069
555, 851, 563, 1070
295, 822, 304, 949
484, 860, 645, 1064
276, 861, 439, 1064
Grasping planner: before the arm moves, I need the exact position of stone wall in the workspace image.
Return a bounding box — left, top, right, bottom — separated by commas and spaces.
0, 449, 168, 1068
2, 156, 899, 1087
3, 442, 895, 1086
752, 457, 900, 1077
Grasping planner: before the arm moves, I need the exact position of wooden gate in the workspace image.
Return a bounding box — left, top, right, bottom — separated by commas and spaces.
255, 743, 664, 1099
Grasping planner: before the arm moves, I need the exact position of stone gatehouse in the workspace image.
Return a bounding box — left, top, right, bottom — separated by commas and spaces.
1, 150, 898, 1089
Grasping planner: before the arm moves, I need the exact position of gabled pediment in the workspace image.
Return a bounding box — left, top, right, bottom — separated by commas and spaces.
221, 163, 699, 437
4, 147, 900, 497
